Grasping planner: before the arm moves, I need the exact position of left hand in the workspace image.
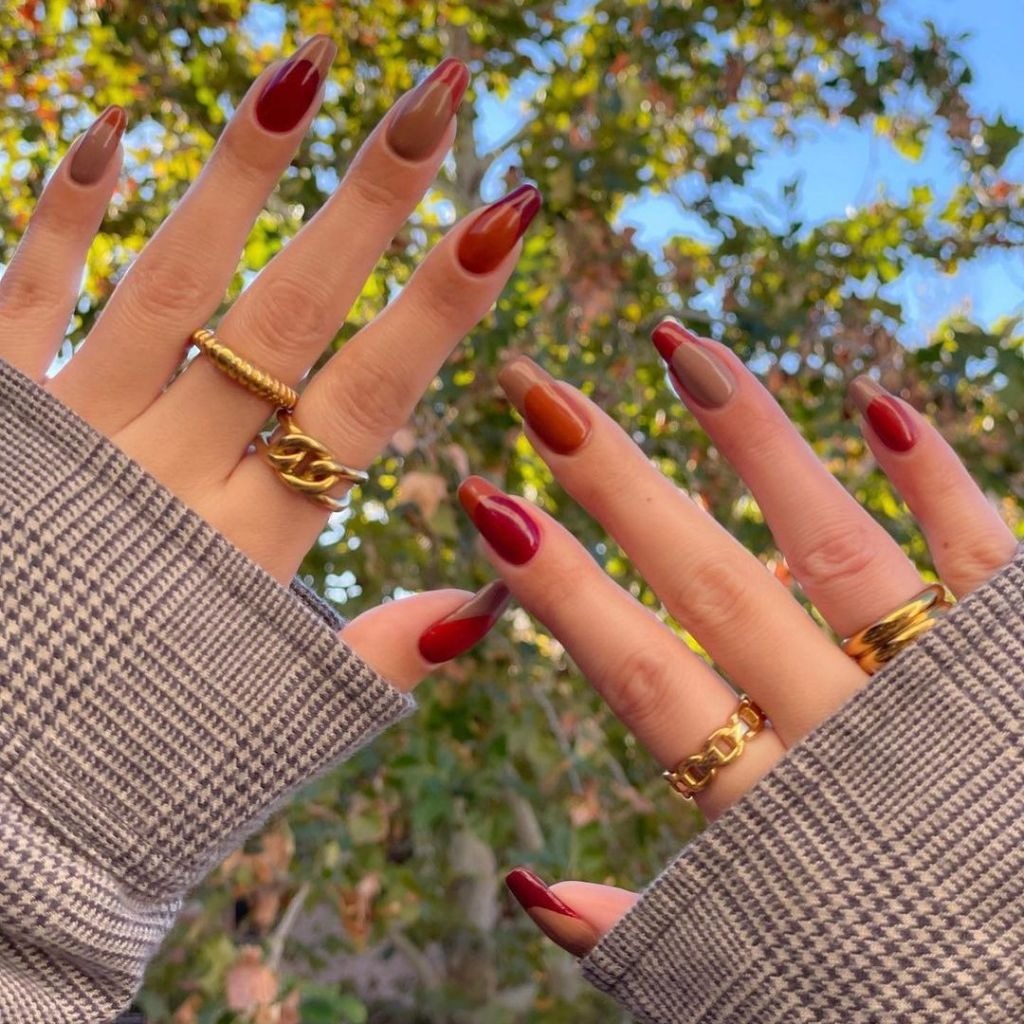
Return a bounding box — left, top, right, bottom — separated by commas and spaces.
458, 318, 1018, 956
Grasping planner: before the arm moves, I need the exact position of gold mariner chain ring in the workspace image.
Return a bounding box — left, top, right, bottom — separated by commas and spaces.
664, 698, 767, 800
841, 583, 954, 675
190, 327, 300, 410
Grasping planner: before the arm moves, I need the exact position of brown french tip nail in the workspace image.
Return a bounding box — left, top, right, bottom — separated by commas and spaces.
457, 184, 542, 275
417, 580, 511, 664
506, 868, 601, 957
387, 57, 470, 161
68, 105, 126, 185
651, 318, 735, 409
498, 356, 591, 455
849, 376, 917, 452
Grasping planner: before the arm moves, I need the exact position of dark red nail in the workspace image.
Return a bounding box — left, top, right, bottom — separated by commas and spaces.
457, 185, 542, 275
849, 376, 917, 452
255, 35, 336, 133
458, 477, 541, 565
387, 58, 470, 160
417, 581, 512, 664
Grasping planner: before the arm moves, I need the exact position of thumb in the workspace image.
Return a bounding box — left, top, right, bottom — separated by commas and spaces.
339, 581, 510, 692
506, 868, 639, 956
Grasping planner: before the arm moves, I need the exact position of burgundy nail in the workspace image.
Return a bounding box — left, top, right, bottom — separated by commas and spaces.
458, 477, 541, 565
69, 106, 126, 185
506, 868, 601, 958
417, 581, 511, 664
255, 35, 336, 133
387, 58, 470, 160
457, 185, 542, 275
849, 376, 917, 452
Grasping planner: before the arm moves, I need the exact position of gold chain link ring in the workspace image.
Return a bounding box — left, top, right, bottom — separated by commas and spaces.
663, 698, 767, 799
841, 583, 954, 675
260, 409, 368, 512
190, 327, 299, 411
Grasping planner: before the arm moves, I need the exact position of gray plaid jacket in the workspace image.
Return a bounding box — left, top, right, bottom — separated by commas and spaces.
2, 356, 1022, 1023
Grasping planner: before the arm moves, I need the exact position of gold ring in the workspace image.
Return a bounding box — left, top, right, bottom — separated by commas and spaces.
259, 409, 368, 511
190, 327, 299, 410
841, 583, 954, 675
663, 698, 766, 799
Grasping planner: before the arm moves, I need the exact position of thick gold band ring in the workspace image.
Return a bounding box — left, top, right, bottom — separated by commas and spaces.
259, 409, 368, 512
841, 583, 954, 675
663, 698, 767, 799
190, 327, 299, 410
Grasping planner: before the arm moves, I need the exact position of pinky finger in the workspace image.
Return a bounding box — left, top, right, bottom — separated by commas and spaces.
506, 868, 637, 957
850, 376, 1018, 596
0, 106, 126, 378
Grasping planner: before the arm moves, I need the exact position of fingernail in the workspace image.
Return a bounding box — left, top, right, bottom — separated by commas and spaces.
255, 35, 336, 133
417, 581, 512, 664
457, 185, 542, 275
506, 868, 601, 958
69, 105, 126, 185
849, 376, 917, 452
651, 319, 735, 409
386, 58, 470, 161
458, 477, 540, 565
498, 356, 591, 455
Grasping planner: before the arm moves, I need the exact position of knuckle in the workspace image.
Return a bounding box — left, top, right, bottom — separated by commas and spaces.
606, 645, 679, 731
0, 270, 69, 324
663, 557, 755, 640
345, 165, 409, 214
244, 275, 335, 363
318, 351, 412, 445
787, 519, 881, 592
122, 253, 217, 324
945, 532, 1016, 586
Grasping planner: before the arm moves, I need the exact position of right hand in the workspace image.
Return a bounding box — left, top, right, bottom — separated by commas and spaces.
0, 36, 538, 687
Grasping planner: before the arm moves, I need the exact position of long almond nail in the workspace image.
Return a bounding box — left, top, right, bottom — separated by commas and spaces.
458, 477, 540, 565
849, 376, 917, 452
387, 58, 470, 160
255, 35, 336, 133
651, 319, 735, 409
69, 106, 126, 185
457, 185, 542, 275
506, 868, 601, 957
417, 581, 512, 664
498, 356, 591, 454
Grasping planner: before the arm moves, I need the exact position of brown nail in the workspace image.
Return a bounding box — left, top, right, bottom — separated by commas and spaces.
498, 356, 591, 454
506, 868, 601, 958
69, 106, 126, 185
651, 319, 735, 409
387, 58, 470, 160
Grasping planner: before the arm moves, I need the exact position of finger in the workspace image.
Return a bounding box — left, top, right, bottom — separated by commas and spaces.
651, 319, 926, 637
496, 358, 865, 743
458, 476, 786, 817
218, 187, 540, 580
849, 376, 1018, 596
135, 60, 473, 483
50, 35, 337, 432
506, 868, 637, 957
337, 582, 510, 691
0, 107, 125, 379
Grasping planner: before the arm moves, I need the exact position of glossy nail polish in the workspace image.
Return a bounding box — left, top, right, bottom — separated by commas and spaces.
498, 356, 591, 454
457, 185, 542, 275
651, 319, 735, 409
849, 376, 917, 452
387, 58, 470, 160
417, 581, 512, 664
255, 35, 337, 133
458, 477, 541, 565
506, 868, 601, 958
69, 106, 126, 185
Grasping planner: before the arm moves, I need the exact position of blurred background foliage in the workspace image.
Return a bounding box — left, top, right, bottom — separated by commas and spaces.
2, 0, 1022, 1021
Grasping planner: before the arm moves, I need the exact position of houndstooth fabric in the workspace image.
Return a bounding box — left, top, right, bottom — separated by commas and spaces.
582, 544, 1024, 1023
0, 357, 416, 1023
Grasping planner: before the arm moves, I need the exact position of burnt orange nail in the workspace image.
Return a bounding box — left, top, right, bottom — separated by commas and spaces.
498, 356, 591, 454
457, 185, 542, 275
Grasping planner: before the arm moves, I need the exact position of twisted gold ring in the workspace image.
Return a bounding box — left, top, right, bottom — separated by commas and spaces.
841, 583, 954, 675
190, 327, 299, 410
259, 409, 368, 511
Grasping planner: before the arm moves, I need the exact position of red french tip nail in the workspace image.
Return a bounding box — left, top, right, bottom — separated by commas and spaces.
651, 319, 698, 362
424, 56, 471, 113
457, 184, 543, 275
417, 581, 511, 664
506, 868, 583, 919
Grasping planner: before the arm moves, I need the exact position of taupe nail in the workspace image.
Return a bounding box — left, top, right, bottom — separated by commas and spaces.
652, 320, 735, 409
69, 106, 126, 185
386, 58, 470, 160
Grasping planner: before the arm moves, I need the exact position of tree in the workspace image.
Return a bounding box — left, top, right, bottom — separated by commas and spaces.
1, 1, 1021, 1020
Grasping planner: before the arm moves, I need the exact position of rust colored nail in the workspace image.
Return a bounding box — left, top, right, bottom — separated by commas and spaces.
387, 58, 470, 160
255, 35, 336, 133
457, 185, 542, 275
417, 581, 511, 664
498, 356, 591, 454
849, 376, 917, 452
506, 868, 601, 958
68, 106, 126, 185
651, 318, 735, 409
